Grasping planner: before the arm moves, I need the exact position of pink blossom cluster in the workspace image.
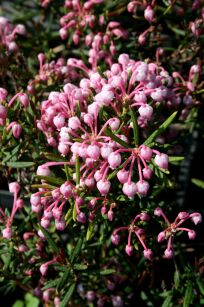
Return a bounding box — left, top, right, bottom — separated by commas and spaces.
0, 88, 29, 138
155, 208, 202, 259
0, 16, 26, 52
127, 0, 204, 44
27, 54, 79, 94
59, 0, 127, 68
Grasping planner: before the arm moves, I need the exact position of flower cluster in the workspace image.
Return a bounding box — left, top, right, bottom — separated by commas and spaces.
155, 208, 202, 259
0, 16, 26, 52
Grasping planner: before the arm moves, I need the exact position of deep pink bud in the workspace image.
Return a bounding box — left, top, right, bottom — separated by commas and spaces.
0, 88, 8, 101
142, 167, 153, 180
125, 245, 133, 256
140, 212, 150, 221
107, 209, 114, 221
111, 233, 120, 245
157, 231, 166, 242
60, 181, 72, 198
19, 93, 29, 108
12, 123, 22, 139
143, 249, 153, 260
76, 212, 87, 223
55, 219, 66, 231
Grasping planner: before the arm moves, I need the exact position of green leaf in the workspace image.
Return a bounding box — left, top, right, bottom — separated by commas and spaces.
161, 294, 173, 307
12, 300, 24, 307
169, 156, 184, 163
104, 128, 129, 148
42, 278, 61, 290
75, 155, 80, 185
196, 278, 204, 295
144, 111, 178, 146
183, 283, 193, 307
99, 269, 116, 275
60, 283, 76, 307
70, 237, 83, 263
191, 178, 204, 189
24, 293, 40, 307
35, 175, 64, 186
3, 161, 35, 168
57, 269, 71, 290
129, 106, 139, 146
86, 222, 95, 241
38, 225, 59, 254
73, 264, 88, 270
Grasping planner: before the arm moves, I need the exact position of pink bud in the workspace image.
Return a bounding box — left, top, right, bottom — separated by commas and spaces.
142, 167, 153, 180
144, 6, 154, 23
97, 180, 111, 196
87, 144, 101, 160
9, 182, 21, 194
138, 104, 153, 120
19, 93, 29, 108
188, 230, 196, 240
140, 145, 152, 161
108, 152, 121, 169
154, 207, 163, 216
143, 249, 153, 260
59, 28, 68, 40
30, 194, 41, 206
85, 177, 95, 189
53, 114, 65, 129
191, 213, 202, 225
0, 105, 7, 119
109, 118, 120, 131
122, 181, 137, 198
154, 153, 169, 170
18, 244, 28, 252
107, 209, 114, 221
101, 144, 113, 159
136, 180, 149, 197
2, 227, 12, 239
118, 54, 129, 67
12, 123, 22, 139
164, 249, 173, 259
55, 219, 66, 231
86, 291, 95, 302
157, 231, 166, 242
125, 245, 133, 256
177, 212, 189, 220
58, 143, 69, 156
140, 212, 150, 221
16, 199, 24, 209
111, 233, 120, 245
15, 24, 26, 35
68, 116, 81, 130
37, 165, 51, 176
60, 181, 72, 198
76, 212, 87, 223
117, 169, 129, 184
41, 217, 50, 229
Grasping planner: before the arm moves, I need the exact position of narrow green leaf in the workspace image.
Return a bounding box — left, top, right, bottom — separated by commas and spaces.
183, 283, 193, 307
196, 278, 204, 295
73, 264, 88, 270
75, 155, 80, 185
42, 278, 61, 290
104, 128, 129, 148
70, 237, 83, 263
86, 222, 95, 241
191, 178, 204, 189
169, 156, 184, 163
57, 269, 71, 290
35, 175, 64, 186
161, 294, 173, 307
72, 203, 77, 221
129, 106, 139, 146
60, 283, 76, 307
100, 269, 116, 275
144, 111, 178, 146
38, 225, 59, 254
3, 161, 35, 168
